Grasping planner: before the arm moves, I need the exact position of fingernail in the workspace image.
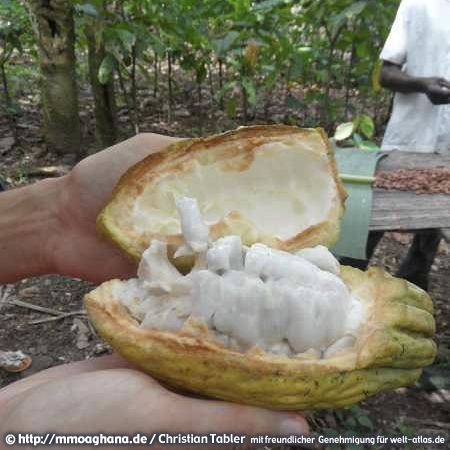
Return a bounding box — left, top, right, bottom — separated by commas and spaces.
279, 415, 309, 435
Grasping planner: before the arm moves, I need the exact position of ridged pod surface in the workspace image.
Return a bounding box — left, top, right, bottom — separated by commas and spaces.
85, 267, 435, 410
86, 126, 436, 410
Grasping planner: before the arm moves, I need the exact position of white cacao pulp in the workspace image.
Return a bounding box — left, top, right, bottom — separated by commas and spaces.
115, 198, 365, 358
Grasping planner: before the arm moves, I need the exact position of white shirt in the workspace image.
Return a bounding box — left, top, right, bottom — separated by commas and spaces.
380, 0, 450, 153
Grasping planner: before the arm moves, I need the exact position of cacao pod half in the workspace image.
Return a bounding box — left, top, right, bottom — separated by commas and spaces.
85, 125, 436, 410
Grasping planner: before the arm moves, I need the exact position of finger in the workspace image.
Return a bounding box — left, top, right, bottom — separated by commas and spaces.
148, 392, 309, 450
438, 84, 450, 94
438, 78, 450, 88
0, 354, 132, 404
79, 133, 181, 187
68, 134, 182, 211
130, 133, 184, 160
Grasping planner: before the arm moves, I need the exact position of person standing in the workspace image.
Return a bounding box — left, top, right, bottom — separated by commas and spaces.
379, 0, 450, 152
346, 0, 450, 291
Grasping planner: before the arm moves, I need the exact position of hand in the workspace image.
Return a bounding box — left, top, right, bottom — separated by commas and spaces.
51, 134, 180, 283
422, 77, 450, 105
0, 355, 308, 449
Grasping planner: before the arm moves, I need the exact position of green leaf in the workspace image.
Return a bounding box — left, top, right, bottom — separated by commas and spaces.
356, 42, 367, 59
116, 29, 136, 50
357, 414, 373, 429
349, 405, 363, 414
149, 34, 166, 55
98, 54, 115, 84
334, 122, 354, 141
344, 416, 357, 428
395, 421, 414, 436
428, 375, 450, 390
6, 102, 21, 114
328, 445, 341, 450
195, 64, 207, 83
290, 59, 303, 79
353, 132, 364, 148
359, 140, 380, 151
215, 31, 240, 55
225, 95, 239, 119
343, 1, 367, 19
321, 427, 339, 437
264, 75, 279, 91
122, 53, 132, 67
242, 79, 257, 106
185, 25, 202, 47
315, 69, 329, 83
372, 60, 383, 92
359, 114, 375, 138
286, 94, 303, 110
74, 3, 100, 18
253, 0, 286, 12
331, 1, 367, 36
346, 444, 361, 450
215, 80, 238, 102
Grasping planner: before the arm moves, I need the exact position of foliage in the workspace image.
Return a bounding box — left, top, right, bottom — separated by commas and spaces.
0, 0, 30, 113
0, 3, 23, 64
314, 405, 382, 450
3, 0, 402, 134
312, 406, 374, 450
334, 114, 379, 151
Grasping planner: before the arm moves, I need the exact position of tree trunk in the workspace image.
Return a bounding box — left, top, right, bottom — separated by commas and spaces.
130, 44, 139, 134
153, 52, 158, 98
28, 0, 81, 155
218, 59, 224, 110
167, 51, 173, 123
241, 83, 248, 123
117, 65, 136, 134
85, 16, 117, 150
0, 62, 17, 140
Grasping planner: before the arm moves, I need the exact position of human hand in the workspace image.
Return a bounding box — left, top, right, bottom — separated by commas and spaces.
51, 134, 180, 283
422, 77, 450, 105
0, 355, 308, 449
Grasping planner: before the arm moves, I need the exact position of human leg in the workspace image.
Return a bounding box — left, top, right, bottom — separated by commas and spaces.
339, 231, 384, 270
396, 229, 441, 291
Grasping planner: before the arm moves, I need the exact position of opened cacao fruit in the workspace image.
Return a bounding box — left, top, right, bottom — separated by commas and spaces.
85, 126, 436, 410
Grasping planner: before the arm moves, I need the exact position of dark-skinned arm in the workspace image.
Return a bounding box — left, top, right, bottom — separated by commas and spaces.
379, 61, 450, 105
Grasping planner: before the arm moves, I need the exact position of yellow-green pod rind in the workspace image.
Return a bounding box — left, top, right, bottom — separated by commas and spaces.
85, 266, 436, 411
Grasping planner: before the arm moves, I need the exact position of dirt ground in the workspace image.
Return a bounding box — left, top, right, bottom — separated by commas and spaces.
0, 93, 449, 449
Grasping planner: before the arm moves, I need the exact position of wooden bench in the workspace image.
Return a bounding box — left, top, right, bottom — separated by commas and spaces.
370, 151, 450, 242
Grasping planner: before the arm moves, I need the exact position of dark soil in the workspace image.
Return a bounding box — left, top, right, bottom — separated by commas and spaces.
0, 84, 449, 449
345, 234, 450, 439
1, 234, 449, 448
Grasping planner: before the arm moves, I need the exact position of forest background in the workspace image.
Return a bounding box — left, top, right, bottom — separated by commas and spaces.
1, 0, 398, 157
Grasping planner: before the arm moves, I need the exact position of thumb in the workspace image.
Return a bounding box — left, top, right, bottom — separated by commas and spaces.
155, 393, 309, 449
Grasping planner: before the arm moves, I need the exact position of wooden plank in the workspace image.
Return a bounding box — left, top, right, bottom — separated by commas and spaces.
376, 151, 450, 172
369, 151, 450, 231
370, 190, 450, 231
335, 148, 450, 231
